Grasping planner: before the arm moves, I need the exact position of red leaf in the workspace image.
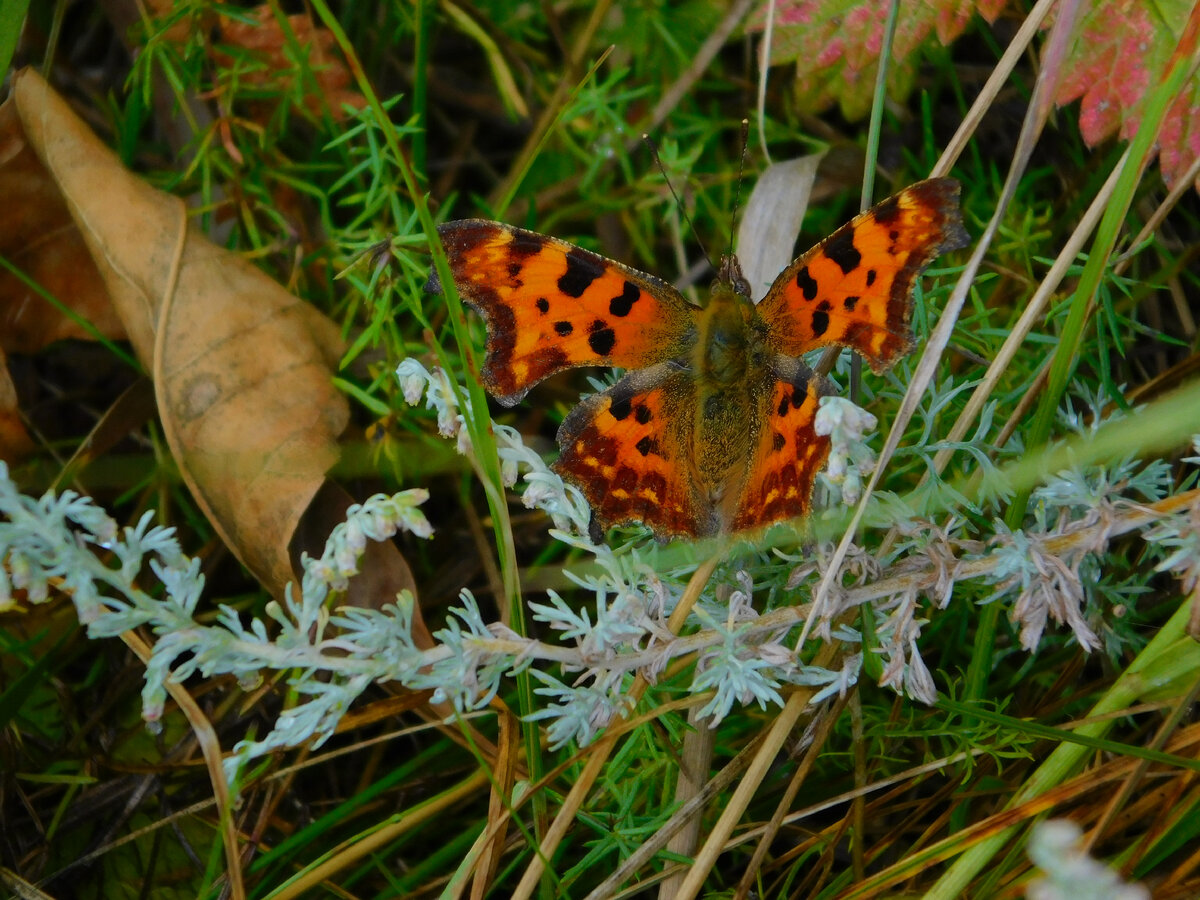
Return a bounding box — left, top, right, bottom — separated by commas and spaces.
750, 0, 1009, 120
1052, 0, 1200, 190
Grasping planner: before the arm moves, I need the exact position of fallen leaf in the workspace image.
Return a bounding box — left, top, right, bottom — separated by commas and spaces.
0, 348, 32, 461
1053, 0, 1200, 191
11, 68, 349, 597
750, 1, 1200, 194
143, 1, 365, 123
0, 95, 124, 353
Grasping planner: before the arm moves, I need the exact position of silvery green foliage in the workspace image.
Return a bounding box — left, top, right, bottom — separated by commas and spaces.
891, 375, 1016, 516
5, 366, 1193, 769
1142, 430, 1200, 596
1033, 454, 1173, 526
526, 668, 634, 750
815, 396, 878, 506
691, 574, 788, 720
984, 443, 1175, 654
0, 462, 174, 621
1144, 436, 1200, 596
405, 589, 527, 712
985, 519, 1099, 652
0, 461, 437, 781
215, 490, 436, 779
1025, 820, 1148, 900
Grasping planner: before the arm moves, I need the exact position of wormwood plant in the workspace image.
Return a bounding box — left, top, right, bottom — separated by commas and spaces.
3, 390, 1198, 763
3, 361, 1199, 897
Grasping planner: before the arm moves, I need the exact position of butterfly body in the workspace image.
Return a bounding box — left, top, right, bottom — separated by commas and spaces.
427, 178, 969, 540
685, 259, 771, 523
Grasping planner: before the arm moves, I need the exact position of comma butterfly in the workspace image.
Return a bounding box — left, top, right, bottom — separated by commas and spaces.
425, 178, 969, 540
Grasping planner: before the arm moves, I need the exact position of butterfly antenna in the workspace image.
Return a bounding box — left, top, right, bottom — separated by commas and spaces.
643, 133, 715, 273
728, 118, 750, 260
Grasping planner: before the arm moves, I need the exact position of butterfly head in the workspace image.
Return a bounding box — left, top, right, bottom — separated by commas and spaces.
715, 254, 752, 301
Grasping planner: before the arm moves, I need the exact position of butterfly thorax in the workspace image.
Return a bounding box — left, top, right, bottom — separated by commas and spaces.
689, 254, 770, 520
695, 255, 767, 388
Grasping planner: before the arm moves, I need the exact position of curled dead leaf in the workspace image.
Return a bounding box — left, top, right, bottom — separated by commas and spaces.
10, 68, 349, 598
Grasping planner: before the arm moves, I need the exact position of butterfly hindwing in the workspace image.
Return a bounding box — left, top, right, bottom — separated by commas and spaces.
756, 178, 969, 372
554, 362, 715, 539
730, 356, 834, 532
428, 220, 699, 405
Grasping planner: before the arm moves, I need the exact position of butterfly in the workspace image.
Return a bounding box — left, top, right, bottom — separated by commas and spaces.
425, 178, 969, 540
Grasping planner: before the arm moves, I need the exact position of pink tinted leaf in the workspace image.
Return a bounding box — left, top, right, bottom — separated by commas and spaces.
1053, 0, 1199, 189
750, 0, 1009, 119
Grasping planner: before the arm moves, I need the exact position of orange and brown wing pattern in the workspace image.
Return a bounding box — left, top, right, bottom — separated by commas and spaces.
554, 363, 715, 539
428, 220, 699, 405
756, 178, 969, 372
730, 357, 834, 532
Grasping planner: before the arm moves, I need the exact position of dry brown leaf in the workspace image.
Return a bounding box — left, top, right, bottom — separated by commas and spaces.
215, 6, 364, 119
0, 95, 124, 352
141, 1, 365, 123
0, 348, 32, 461
11, 68, 349, 597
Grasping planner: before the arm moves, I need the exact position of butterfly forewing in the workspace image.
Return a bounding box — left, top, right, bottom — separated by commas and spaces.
756, 178, 969, 372
429, 220, 698, 405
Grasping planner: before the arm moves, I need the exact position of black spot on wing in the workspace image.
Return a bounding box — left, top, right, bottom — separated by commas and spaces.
866, 270, 877, 287
824, 227, 862, 275
559, 249, 604, 298
843, 296, 859, 311
777, 370, 811, 418
872, 195, 901, 225
796, 266, 819, 301
634, 404, 652, 424
554, 321, 573, 336
510, 231, 545, 258
610, 395, 632, 421
536, 297, 549, 313
635, 436, 658, 457
609, 281, 640, 317
812, 300, 832, 337
587, 319, 617, 356
771, 431, 786, 452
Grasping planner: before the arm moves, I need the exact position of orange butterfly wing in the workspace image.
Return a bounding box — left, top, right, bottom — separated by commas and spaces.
554, 362, 715, 539
429, 220, 698, 405
756, 178, 970, 371
730, 357, 834, 531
